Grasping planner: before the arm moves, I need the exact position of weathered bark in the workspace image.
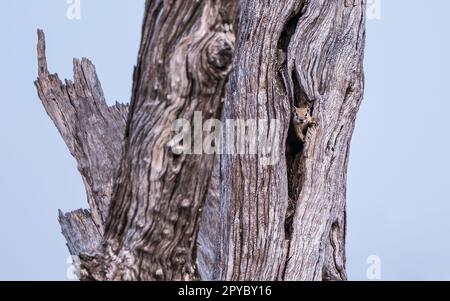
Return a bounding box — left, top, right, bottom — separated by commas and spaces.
197, 158, 222, 280
99, 0, 238, 281
58, 209, 102, 256
35, 30, 128, 254
35, 0, 365, 281
216, 0, 365, 281
36, 0, 238, 280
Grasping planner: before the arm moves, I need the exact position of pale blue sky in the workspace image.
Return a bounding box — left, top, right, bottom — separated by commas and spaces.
0, 0, 449, 280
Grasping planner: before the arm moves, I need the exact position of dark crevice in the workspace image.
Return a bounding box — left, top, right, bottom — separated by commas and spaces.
276, 1, 305, 98
322, 220, 346, 281
277, 2, 305, 241
277, 0, 308, 280
292, 68, 312, 108
277, 4, 304, 52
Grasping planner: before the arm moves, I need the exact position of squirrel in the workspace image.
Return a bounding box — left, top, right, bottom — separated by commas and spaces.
291, 104, 317, 142
277, 49, 317, 143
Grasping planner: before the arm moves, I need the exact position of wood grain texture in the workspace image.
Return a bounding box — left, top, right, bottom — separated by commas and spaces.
99, 0, 239, 280
216, 0, 366, 281
284, 0, 365, 281
58, 209, 102, 256
197, 158, 221, 280
34, 0, 238, 280
35, 30, 127, 255
215, 0, 293, 280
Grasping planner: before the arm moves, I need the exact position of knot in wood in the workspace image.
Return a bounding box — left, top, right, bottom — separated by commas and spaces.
201, 32, 234, 83
207, 34, 234, 74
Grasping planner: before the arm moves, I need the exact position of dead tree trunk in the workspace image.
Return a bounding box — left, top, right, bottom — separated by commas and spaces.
215, 0, 366, 281
35, 0, 365, 281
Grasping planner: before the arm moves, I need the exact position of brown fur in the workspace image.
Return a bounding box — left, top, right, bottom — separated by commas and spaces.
291, 105, 316, 142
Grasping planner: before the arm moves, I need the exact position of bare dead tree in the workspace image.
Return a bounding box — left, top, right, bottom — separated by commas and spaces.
35, 0, 365, 281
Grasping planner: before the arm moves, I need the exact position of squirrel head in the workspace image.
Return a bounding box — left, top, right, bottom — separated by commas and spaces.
292, 106, 309, 124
